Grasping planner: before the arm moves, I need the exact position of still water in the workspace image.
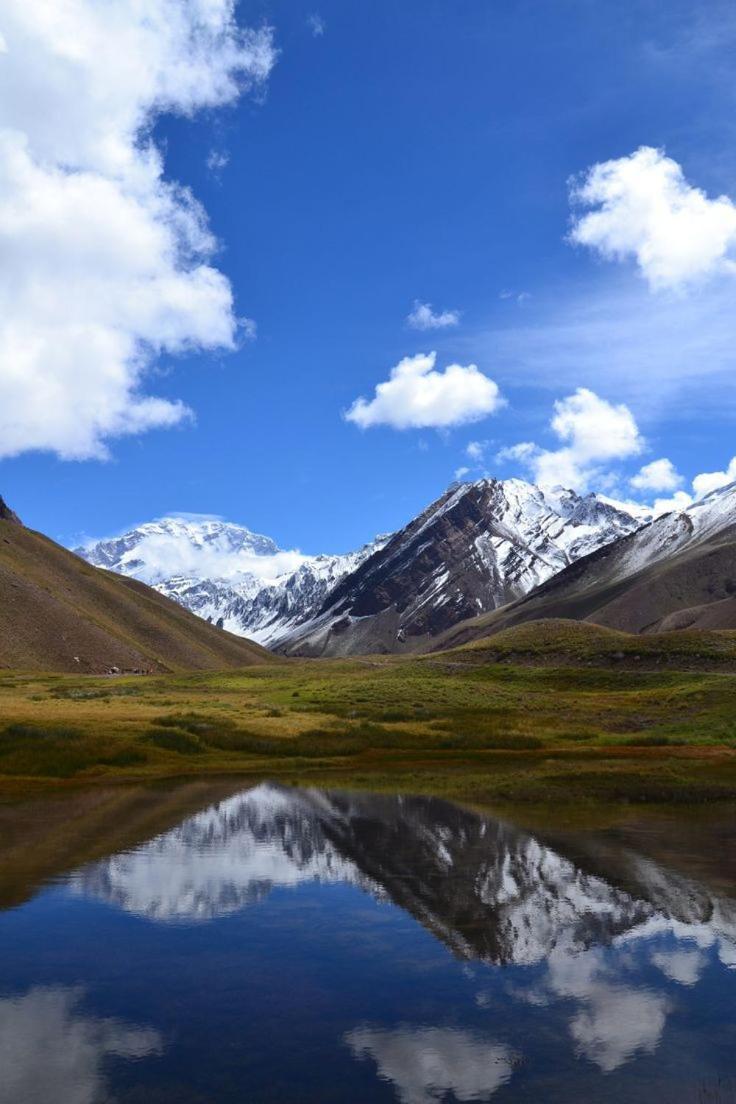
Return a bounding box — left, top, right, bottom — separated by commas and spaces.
0, 781, 735, 1102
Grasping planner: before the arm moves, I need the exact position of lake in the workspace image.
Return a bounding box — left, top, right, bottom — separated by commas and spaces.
0, 780, 735, 1102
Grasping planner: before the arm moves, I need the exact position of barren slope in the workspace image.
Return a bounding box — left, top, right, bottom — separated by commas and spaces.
0, 502, 272, 672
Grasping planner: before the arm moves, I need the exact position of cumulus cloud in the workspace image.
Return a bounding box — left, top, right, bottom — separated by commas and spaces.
407, 301, 461, 331
345, 352, 503, 430
631, 454, 736, 516
0, 0, 276, 460
630, 458, 683, 492
345, 1026, 517, 1103
497, 388, 643, 491
692, 456, 736, 497
570, 146, 736, 290
650, 490, 695, 517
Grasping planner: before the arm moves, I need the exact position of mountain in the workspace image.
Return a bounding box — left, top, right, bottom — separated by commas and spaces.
76, 480, 647, 656
76, 517, 388, 646
434, 480, 736, 649
0, 501, 272, 673
280, 479, 648, 656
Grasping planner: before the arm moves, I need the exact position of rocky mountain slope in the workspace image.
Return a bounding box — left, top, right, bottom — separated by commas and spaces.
280, 479, 648, 656
77, 517, 387, 646
78, 480, 647, 655
0, 500, 271, 673
435, 480, 736, 649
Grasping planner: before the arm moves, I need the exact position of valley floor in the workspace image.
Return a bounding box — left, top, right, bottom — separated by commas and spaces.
1, 622, 736, 805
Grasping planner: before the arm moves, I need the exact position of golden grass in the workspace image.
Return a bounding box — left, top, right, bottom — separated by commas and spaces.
2, 624, 736, 804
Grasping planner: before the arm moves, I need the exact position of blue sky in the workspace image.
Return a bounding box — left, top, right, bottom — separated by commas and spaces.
2, 0, 736, 553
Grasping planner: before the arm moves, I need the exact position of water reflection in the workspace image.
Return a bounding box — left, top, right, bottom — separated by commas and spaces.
0, 987, 161, 1104
71, 784, 373, 922
345, 1026, 517, 1103
2, 782, 735, 1101
71, 785, 736, 967
516, 945, 671, 1072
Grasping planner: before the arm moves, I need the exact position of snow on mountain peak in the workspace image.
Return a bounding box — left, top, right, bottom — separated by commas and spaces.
77, 515, 306, 588
76, 518, 390, 646
75, 478, 651, 653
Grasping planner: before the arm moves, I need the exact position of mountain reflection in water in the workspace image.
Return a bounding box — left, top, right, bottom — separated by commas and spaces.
2, 782, 735, 1103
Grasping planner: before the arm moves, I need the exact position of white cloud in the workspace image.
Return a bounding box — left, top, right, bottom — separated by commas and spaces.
498, 388, 643, 491
0, 986, 161, 1104
407, 301, 461, 331
633, 455, 736, 516
650, 490, 694, 517
454, 466, 471, 480
307, 13, 326, 37
570, 146, 736, 290
345, 352, 503, 430
345, 1026, 517, 1104
499, 289, 531, 304
206, 148, 230, 175
465, 440, 487, 462
83, 516, 309, 587
0, 0, 276, 461
240, 317, 258, 341
692, 456, 736, 497
630, 458, 683, 492
495, 441, 538, 464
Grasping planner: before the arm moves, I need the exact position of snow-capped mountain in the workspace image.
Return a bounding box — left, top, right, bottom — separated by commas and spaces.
280, 478, 650, 656
438, 478, 736, 644
76, 517, 388, 646
76, 479, 649, 652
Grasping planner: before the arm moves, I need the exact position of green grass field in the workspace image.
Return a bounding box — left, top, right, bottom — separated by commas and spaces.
1, 622, 736, 805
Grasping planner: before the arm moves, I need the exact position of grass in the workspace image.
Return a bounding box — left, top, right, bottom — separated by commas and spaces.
1, 621, 736, 803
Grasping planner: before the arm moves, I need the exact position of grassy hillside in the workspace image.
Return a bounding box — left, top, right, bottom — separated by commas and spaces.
0, 514, 272, 673
1, 620, 735, 804
444, 618, 736, 668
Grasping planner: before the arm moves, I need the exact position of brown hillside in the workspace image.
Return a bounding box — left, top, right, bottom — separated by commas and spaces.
432, 508, 736, 651
0, 509, 273, 673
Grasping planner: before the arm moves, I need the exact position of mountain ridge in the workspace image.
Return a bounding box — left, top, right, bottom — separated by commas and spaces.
280, 478, 649, 655
77, 478, 648, 654
432, 480, 736, 649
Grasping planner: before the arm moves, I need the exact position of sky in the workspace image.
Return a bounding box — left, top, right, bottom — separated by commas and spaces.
2, 0, 736, 554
